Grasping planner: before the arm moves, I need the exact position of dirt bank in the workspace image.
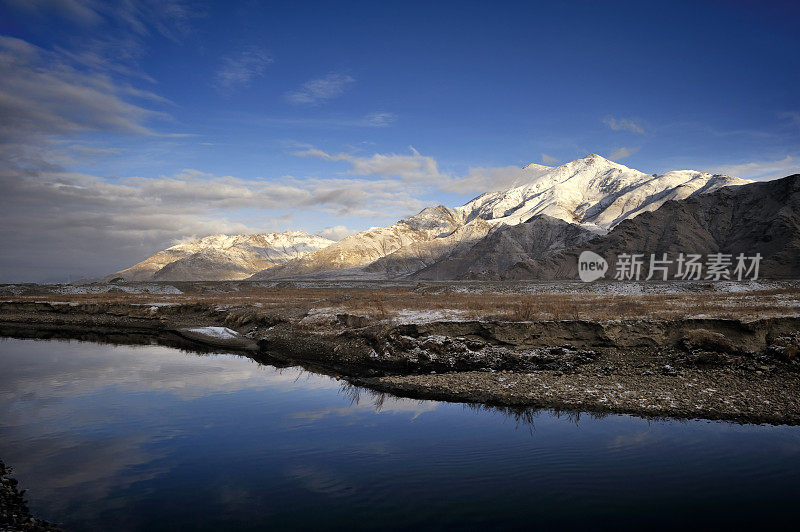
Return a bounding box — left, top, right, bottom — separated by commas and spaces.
1, 291, 799, 424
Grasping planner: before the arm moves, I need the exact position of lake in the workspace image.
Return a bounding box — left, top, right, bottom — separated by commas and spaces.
1, 337, 799, 530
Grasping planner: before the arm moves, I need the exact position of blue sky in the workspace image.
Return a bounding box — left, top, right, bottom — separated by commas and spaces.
0, 0, 798, 281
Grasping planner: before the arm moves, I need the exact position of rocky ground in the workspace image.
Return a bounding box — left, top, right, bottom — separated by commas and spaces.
1, 281, 799, 425
0, 460, 60, 531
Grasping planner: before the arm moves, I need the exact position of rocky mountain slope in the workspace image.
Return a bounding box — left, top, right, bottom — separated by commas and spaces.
507, 174, 800, 280
107, 232, 334, 282
363, 218, 495, 279
409, 215, 597, 280
250, 154, 747, 280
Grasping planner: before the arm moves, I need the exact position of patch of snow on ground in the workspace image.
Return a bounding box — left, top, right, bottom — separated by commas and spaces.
393, 309, 472, 323
299, 307, 342, 326
188, 326, 240, 339
0, 285, 26, 295
714, 281, 782, 293
305, 307, 340, 318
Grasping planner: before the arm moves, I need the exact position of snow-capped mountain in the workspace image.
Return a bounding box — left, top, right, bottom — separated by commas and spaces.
508, 173, 800, 280
250, 154, 748, 280
453, 153, 747, 231
107, 231, 334, 281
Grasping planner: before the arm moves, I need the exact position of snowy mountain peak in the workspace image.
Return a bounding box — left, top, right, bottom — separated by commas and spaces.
522, 162, 552, 171
454, 155, 747, 230
583, 153, 613, 162
560, 153, 633, 173
521, 153, 623, 174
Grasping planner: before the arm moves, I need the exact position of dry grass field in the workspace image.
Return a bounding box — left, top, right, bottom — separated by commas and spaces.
4, 282, 799, 322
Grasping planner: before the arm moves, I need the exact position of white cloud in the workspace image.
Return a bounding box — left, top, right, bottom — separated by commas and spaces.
346, 148, 443, 181
215, 46, 273, 91
609, 146, 640, 160
364, 112, 397, 127
293, 146, 447, 182
541, 153, 558, 164
316, 225, 358, 241
291, 147, 337, 160
704, 155, 799, 180
603, 116, 645, 135
439, 166, 533, 193
285, 73, 355, 105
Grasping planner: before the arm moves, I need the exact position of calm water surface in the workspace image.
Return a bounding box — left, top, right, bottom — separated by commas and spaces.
1, 337, 799, 530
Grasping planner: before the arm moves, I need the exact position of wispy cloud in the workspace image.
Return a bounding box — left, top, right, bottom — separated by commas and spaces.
704, 155, 799, 180
0, 36, 167, 143
0, 34, 190, 281
286, 73, 355, 105
6, 0, 199, 67
6, 0, 104, 25
8, 0, 198, 39
364, 112, 397, 127
236, 112, 396, 129
541, 153, 558, 164
293, 146, 445, 182
603, 116, 645, 135
215, 46, 273, 92
608, 146, 640, 160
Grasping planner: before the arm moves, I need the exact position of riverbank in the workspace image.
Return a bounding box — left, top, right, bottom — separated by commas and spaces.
1, 281, 799, 424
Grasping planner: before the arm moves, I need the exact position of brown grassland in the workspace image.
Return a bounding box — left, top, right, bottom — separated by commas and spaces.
6, 283, 799, 321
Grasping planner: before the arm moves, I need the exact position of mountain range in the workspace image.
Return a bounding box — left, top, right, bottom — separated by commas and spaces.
108, 232, 334, 282
104, 154, 800, 282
